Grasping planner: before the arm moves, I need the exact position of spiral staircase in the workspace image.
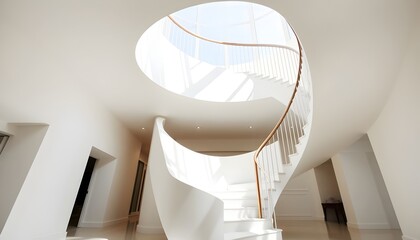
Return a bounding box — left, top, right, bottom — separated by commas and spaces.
139, 10, 313, 240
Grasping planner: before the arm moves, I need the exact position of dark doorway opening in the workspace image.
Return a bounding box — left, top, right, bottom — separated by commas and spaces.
68, 156, 97, 228
129, 161, 146, 214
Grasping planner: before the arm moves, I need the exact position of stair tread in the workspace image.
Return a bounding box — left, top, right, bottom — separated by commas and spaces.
224, 232, 257, 240
224, 206, 258, 210
224, 229, 282, 240
224, 218, 268, 223
227, 182, 257, 191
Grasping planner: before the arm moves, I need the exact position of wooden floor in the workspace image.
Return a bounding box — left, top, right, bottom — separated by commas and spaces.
278, 220, 402, 240
67, 219, 403, 240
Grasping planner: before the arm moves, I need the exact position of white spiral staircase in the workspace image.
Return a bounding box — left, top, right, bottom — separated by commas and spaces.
140, 13, 313, 240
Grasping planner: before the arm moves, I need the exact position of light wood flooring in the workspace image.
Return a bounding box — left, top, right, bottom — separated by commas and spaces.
66, 218, 403, 240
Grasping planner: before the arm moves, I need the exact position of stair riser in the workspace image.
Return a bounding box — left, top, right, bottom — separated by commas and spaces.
238, 232, 282, 240
223, 199, 258, 208
224, 220, 271, 233
227, 183, 257, 191
215, 191, 257, 200
224, 208, 259, 220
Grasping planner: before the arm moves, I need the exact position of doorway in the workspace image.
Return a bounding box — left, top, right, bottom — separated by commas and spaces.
68, 156, 97, 227
129, 161, 146, 214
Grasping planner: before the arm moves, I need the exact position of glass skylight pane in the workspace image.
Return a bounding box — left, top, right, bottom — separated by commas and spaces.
251, 3, 273, 19
255, 12, 284, 44
198, 2, 249, 26
198, 41, 224, 66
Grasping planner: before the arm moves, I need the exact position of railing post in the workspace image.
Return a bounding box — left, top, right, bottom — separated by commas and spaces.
254, 160, 263, 218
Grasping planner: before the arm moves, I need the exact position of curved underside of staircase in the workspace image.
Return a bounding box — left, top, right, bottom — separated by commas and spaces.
149, 117, 287, 240
148, 117, 224, 240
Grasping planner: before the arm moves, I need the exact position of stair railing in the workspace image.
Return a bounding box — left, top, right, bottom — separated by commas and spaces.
165, 15, 311, 222
253, 31, 312, 220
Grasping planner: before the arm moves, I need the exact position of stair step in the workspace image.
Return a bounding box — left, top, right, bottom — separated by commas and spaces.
227, 182, 257, 191
224, 229, 282, 240
224, 207, 259, 220
224, 218, 271, 233
225, 232, 257, 240
223, 199, 258, 208
214, 190, 257, 200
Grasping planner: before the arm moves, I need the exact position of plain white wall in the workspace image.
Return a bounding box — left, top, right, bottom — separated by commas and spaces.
368, 10, 420, 240
276, 169, 324, 220
0, 124, 48, 232
331, 136, 399, 229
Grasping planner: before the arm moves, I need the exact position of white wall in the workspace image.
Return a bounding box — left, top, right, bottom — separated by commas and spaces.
0, 3, 142, 237
0, 92, 141, 240
367, 11, 420, 240
331, 136, 399, 230
0, 124, 48, 232
276, 169, 324, 220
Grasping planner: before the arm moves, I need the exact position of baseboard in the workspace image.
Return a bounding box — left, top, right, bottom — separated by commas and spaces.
102, 217, 128, 227
402, 235, 418, 240
347, 222, 391, 229
33, 231, 66, 240
137, 224, 165, 234
78, 216, 128, 228
276, 215, 324, 221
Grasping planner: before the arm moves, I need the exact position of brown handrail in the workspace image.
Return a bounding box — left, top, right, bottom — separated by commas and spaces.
167, 14, 304, 219
167, 15, 298, 53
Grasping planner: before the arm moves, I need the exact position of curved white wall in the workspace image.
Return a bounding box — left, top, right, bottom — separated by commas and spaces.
147, 118, 224, 240
368, 13, 420, 240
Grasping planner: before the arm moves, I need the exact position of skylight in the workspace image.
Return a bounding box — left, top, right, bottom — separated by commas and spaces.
170, 2, 294, 46
136, 1, 299, 103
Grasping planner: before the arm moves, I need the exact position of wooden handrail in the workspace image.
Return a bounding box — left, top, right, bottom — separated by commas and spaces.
167, 14, 304, 220
168, 15, 298, 53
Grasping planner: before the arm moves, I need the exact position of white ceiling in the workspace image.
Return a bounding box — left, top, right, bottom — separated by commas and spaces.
1, 0, 419, 171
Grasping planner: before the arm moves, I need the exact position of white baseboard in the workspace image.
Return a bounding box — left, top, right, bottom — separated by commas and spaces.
33, 231, 66, 240
78, 216, 128, 228
347, 222, 391, 229
137, 224, 165, 234
402, 235, 418, 240
276, 215, 324, 221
